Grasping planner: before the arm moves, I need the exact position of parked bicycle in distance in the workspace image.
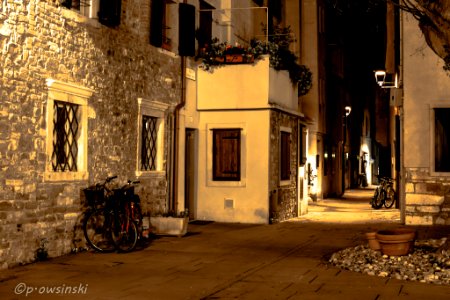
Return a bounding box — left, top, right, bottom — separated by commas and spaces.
371, 175, 396, 209
82, 176, 145, 253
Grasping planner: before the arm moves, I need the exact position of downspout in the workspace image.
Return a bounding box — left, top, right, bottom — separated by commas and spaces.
171, 0, 188, 213
171, 56, 186, 213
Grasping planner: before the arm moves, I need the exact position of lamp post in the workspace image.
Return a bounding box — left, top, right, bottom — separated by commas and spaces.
342, 106, 351, 196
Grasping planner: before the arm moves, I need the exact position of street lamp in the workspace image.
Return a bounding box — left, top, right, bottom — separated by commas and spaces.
342, 106, 351, 196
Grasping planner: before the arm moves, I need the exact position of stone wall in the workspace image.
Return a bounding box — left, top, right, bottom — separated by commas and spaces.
269, 110, 298, 222
405, 168, 450, 225
0, 0, 181, 268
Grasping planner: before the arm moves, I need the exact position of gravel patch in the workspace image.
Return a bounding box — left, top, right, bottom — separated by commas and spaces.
329, 238, 450, 285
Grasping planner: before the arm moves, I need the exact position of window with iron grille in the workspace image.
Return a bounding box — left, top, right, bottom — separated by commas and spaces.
52, 101, 80, 172
141, 115, 158, 171
212, 129, 241, 181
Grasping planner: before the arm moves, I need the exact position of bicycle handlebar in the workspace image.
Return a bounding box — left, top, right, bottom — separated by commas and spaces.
107, 175, 118, 182
94, 175, 118, 189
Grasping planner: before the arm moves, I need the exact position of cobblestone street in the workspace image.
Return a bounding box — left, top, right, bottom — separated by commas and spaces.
1, 189, 449, 300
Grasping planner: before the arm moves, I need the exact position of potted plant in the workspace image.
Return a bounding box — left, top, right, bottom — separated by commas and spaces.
149, 210, 189, 237
195, 25, 312, 96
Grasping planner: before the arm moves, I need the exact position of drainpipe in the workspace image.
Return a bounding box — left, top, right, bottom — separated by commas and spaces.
171, 56, 186, 213
171, 0, 188, 213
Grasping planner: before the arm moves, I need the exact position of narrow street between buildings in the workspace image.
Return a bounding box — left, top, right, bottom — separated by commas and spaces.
0, 189, 448, 300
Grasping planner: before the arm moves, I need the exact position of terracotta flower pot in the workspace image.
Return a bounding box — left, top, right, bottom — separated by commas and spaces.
376, 228, 416, 256
365, 232, 381, 251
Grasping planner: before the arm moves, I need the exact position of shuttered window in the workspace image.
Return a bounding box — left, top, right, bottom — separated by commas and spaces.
98, 0, 121, 27
299, 124, 307, 166
280, 131, 291, 180
150, 0, 164, 47
435, 108, 450, 172
213, 129, 241, 181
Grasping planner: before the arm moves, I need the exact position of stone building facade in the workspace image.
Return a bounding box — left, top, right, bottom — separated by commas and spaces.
402, 12, 450, 225
269, 110, 299, 222
0, 0, 181, 268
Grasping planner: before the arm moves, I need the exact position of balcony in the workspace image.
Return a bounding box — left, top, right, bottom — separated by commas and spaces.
197, 56, 298, 112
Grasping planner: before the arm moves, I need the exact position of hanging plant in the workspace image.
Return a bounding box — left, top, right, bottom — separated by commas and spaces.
196, 26, 313, 96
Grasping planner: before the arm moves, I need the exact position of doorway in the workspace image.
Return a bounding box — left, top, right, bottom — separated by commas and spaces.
185, 128, 196, 220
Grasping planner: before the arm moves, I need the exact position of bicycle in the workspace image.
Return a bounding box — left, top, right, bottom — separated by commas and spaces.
371, 176, 396, 209
82, 175, 118, 252
111, 180, 142, 252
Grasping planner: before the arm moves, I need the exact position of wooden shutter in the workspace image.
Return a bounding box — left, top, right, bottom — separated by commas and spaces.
178, 3, 195, 56
280, 131, 290, 180
150, 0, 164, 47
98, 0, 122, 27
213, 129, 241, 181
299, 124, 307, 166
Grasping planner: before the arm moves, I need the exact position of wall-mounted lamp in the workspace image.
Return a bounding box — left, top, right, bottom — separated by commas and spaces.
374, 70, 398, 88
374, 70, 386, 86
345, 106, 352, 117
382, 73, 398, 88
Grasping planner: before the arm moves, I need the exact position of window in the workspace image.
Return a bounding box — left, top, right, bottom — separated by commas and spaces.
252, 0, 264, 6
212, 129, 241, 181
299, 124, 307, 166
60, 0, 98, 18
52, 101, 80, 172
150, 0, 173, 49
136, 98, 168, 176
434, 108, 450, 172
45, 79, 92, 181
60, 0, 120, 27
141, 116, 158, 171
280, 131, 291, 181
197, 0, 214, 50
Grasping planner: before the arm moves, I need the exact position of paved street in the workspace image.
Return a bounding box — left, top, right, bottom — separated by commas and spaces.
1, 189, 449, 299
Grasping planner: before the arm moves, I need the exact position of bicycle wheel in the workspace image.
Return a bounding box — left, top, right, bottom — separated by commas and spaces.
370, 189, 377, 207
111, 213, 138, 252
83, 208, 116, 252
373, 188, 384, 209
384, 186, 396, 208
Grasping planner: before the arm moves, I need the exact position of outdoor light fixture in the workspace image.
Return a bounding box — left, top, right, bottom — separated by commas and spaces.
374, 70, 386, 86
342, 105, 351, 196
374, 70, 398, 88
381, 73, 398, 88
345, 106, 352, 117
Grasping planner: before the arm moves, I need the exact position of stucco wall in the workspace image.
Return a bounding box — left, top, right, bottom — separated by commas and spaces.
0, 0, 180, 268
402, 13, 450, 225
195, 110, 270, 224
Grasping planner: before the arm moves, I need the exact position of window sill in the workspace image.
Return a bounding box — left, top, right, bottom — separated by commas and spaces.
279, 179, 291, 187
44, 171, 88, 182
430, 171, 450, 177
207, 179, 246, 187
135, 171, 166, 178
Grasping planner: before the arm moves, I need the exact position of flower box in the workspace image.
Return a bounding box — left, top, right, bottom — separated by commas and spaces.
149, 216, 189, 237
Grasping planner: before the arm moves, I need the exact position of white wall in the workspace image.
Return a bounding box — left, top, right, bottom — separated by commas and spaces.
197, 56, 297, 111
196, 110, 270, 224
